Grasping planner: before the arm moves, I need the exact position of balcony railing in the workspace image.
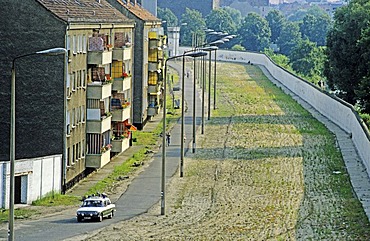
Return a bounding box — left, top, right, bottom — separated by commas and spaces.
112, 47, 132, 61
87, 82, 112, 100
112, 76, 131, 92
86, 115, 111, 134
111, 138, 130, 153
87, 50, 113, 65
148, 106, 159, 116
86, 150, 111, 168
112, 106, 131, 122
149, 62, 159, 72
148, 85, 160, 94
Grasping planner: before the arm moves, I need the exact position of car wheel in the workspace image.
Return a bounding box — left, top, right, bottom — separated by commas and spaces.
98, 214, 103, 222
108, 210, 114, 219
77, 216, 82, 222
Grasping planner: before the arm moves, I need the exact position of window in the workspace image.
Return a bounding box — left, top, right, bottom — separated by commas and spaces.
71, 72, 75, 91
66, 110, 71, 135
148, 72, 158, 85
77, 70, 81, 88
74, 72, 77, 91
76, 142, 80, 160
81, 105, 85, 122
72, 144, 75, 164
82, 70, 86, 88
78, 35, 82, 53
71, 108, 75, 128
81, 139, 85, 157
67, 147, 71, 166
73, 35, 77, 55
83, 35, 87, 53
66, 72, 71, 97
112, 61, 124, 79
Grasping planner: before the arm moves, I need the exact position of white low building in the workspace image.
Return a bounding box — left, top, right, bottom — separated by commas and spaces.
0, 154, 62, 208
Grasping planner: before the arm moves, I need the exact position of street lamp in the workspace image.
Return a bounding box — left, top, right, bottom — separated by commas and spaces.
209, 40, 226, 111
9, 47, 67, 241
161, 51, 207, 215
199, 46, 218, 124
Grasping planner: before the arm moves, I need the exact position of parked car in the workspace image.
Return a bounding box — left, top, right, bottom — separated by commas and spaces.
76, 194, 115, 222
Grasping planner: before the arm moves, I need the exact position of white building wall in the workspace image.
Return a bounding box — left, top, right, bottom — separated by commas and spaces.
1, 154, 62, 208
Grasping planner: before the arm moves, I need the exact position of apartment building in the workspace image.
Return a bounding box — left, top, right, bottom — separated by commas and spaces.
107, 0, 165, 129
0, 0, 134, 207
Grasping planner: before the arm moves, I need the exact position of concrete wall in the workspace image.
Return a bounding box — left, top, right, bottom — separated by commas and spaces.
180, 47, 370, 182
1, 154, 62, 208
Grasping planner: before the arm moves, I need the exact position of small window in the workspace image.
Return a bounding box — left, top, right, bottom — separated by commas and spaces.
82, 70, 86, 88
71, 72, 75, 91
83, 35, 87, 53
73, 35, 77, 55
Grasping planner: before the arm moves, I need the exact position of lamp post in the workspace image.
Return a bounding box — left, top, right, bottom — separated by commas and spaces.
208, 39, 228, 112
161, 51, 207, 214
198, 46, 218, 123
180, 51, 207, 176
9, 47, 67, 241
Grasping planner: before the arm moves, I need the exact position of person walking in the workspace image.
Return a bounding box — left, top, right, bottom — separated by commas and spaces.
166, 132, 171, 146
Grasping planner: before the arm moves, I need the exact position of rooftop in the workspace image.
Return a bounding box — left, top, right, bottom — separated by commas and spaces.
37, 0, 133, 23
116, 0, 159, 21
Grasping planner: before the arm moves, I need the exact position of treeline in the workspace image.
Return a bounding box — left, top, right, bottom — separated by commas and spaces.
159, 0, 370, 122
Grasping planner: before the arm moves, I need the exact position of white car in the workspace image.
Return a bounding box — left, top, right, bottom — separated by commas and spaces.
76, 195, 116, 222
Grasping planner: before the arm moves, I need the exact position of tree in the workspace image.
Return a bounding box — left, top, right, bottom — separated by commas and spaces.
300, 13, 332, 46
265, 9, 286, 44
290, 39, 325, 81
287, 5, 326, 22
157, 8, 178, 27
180, 8, 206, 46
324, 0, 370, 107
205, 8, 237, 34
276, 21, 301, 56
356, 26, 370, 112
222, 6, 242, 28
237, 12, 271, 52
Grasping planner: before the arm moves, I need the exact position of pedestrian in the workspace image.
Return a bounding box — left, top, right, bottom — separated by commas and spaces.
166, 132, 171, 146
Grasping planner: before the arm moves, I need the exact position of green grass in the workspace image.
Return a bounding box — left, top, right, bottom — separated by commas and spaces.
0, 208, 40, 222
32, 192, 81, 206
87, 148, 149, 195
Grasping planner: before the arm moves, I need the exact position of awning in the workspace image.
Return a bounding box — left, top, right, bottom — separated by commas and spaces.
125, 123, 137, 131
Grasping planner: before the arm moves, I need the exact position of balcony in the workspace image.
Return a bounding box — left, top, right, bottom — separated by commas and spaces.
148, 106, 159, 116
149, 62, 159, 72
86, 115, 111, 134
111, 138, 130, 153
87, 82, 112, 100
88, 50, 112, 65
148, 85, 160, 95
112, 106, 131, 122
86, 150, 111, 168
113, 47, 132, 61
112, 76, 131, 92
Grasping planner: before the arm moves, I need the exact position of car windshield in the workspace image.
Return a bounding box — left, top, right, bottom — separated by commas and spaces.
82, 200, 104, 207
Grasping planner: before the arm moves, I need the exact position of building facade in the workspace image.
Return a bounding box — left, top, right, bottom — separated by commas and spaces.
107, 0, 165, 129
0, 0, 134, 207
